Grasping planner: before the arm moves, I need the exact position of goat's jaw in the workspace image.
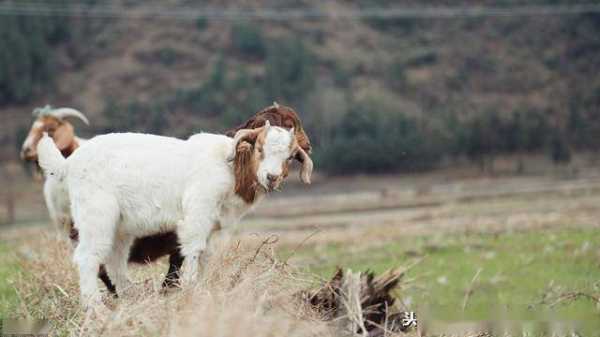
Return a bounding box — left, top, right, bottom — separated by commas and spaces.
259, 182, 273, 193
257, 180, 280, 193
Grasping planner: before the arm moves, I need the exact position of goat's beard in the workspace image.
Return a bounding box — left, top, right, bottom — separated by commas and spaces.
233, 142, 260, 203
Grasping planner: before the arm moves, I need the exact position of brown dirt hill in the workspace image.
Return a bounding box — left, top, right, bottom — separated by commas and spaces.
2, 1, 599, 160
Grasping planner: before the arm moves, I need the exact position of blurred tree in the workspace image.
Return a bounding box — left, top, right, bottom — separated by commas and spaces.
221, 66, 266, 127
0, 7, 72, 104
231, 22, 266, 59
550, 131, 572, 165
195, 17, 208, 31
318, 96, 443, 174
264, 39, 315, 109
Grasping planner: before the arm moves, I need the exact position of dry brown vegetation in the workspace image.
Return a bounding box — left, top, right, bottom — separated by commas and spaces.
9, 231, 413, 337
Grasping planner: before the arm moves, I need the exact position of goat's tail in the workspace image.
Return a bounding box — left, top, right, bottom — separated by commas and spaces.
37, 133, 67, 180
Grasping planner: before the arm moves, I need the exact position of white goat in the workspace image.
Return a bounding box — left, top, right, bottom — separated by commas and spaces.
37, 121, 313, 308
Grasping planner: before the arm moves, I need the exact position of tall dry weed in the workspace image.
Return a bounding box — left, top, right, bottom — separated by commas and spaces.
12, 233, 338, 337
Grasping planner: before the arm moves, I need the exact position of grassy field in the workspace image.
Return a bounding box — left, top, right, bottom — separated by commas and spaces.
1, 173, 600, 336
0, 242, 20, 318
288, 228, 600, 321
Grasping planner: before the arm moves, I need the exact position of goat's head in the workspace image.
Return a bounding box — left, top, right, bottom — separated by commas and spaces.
233, 121, 313, 203
20, 106, 89, 162
226, 102, 312, 155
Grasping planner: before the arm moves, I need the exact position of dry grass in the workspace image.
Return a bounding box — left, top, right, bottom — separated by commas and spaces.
10, 232, 411, 337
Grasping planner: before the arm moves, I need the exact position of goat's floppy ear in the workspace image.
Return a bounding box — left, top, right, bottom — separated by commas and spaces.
295, 147, 313, 184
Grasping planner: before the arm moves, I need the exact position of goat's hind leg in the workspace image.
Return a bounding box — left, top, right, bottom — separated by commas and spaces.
71, 194, 119, 309
104, 234, 134, 297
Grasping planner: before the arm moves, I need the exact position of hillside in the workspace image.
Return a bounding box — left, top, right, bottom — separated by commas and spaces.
1, 1, 599, 173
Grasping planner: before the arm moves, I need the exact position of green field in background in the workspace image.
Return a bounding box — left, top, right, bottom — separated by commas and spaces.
290, 227, 600, 322
0, 242, 20, 319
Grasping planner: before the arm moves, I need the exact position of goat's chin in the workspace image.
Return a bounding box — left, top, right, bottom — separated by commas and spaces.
257, 180, 279, 193
258, 182, 272, 192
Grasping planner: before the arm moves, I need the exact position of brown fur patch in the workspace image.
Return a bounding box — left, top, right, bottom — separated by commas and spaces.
234, 141, 260, 203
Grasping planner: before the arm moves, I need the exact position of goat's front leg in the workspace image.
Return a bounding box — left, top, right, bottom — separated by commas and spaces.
178, 214, 217, 286
98, 265, 117, 295
162, 251, 184, 289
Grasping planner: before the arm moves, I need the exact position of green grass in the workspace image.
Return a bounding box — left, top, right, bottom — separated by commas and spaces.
289, 227, 600, 322
0, 242, 21, 318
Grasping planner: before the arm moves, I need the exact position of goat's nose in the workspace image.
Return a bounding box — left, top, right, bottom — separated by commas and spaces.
267, 174, 278, 183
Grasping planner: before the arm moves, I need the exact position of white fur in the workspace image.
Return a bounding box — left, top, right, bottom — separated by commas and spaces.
37, 135, 88, 235
37, 127, 296, 307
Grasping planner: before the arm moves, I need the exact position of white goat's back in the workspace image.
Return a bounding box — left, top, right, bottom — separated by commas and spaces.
65, 132, 235, 234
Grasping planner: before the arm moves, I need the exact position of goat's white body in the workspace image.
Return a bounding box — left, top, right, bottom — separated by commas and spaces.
38, 132, 262, 307
66, 133, 251, 235
43, 137, 87, 234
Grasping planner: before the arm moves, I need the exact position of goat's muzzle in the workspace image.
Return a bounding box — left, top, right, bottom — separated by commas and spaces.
266, 174, 282, 192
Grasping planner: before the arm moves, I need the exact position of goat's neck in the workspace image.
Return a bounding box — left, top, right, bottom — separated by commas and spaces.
60, 136, 82, 158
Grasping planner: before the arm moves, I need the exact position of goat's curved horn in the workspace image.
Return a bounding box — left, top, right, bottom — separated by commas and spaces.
32, 105, 52, 117
50, 108, 90, 125
228, 126, 264, 161
295, 147, 313, 184
232, 126, 263, 145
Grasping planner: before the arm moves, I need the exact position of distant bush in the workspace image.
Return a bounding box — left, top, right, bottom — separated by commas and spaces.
160, 55, 267, 128
451, 108, 553, 169
156, 47, 179, 66
318, 97, 443, 174
170, 54, 227, 117
231, 23, 266, 59
0, 14, 70, 104
550, 131, 571, 164
220, 67, 267, 127
102, 99, 168, 134
366, 17, 419, 34
264, 39, 315, 108
195, 17, 208, 30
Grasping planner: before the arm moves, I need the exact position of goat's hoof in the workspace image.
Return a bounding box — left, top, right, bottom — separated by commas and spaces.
82, 298, 110, 317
